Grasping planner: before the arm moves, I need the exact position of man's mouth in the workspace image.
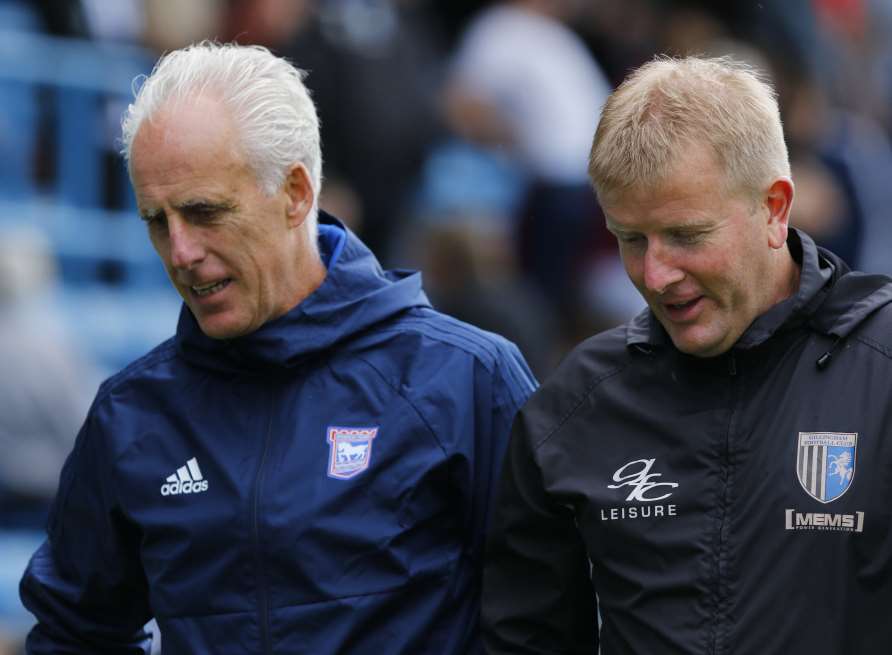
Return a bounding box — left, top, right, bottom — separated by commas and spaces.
191, 279, 231, 297
662, 296, 703, 320
667, 299, 698, 310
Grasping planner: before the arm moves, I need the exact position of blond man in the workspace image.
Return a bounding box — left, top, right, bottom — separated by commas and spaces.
483, 56, 892, 654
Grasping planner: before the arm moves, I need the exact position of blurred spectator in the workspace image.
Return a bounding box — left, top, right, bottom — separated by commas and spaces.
417, 214, 559, 378
575, 0, 665, 85
0, 0, 86, 202
142, 0, 224, 53
0, 226, 97, 653
0, 227, 95, 527
442, 0, 618, 352
80, 0, 224, 50
780, 70, 866, 267
79, 0, 142, 44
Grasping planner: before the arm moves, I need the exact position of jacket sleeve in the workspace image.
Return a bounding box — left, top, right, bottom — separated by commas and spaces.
19, 409, 152, 654
467, 343, 538, 563
482, 407, 598, 654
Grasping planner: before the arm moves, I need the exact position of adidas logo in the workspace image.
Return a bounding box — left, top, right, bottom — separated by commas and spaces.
160, 457, 209, 496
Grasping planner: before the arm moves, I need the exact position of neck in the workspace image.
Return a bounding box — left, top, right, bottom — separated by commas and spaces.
294, 247, 328, 307
279, 227, 328, 316
769, 243, 801, 307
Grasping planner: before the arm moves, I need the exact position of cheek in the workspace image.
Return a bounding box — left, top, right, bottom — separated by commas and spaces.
687, 248, 736, 290
620, 251, 645, 286
149, 233, 172, 266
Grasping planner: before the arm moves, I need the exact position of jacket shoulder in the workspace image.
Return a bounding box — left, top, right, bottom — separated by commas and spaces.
519, 323, 631, 449
353, 307, 532, 374
393, 307, 529, 372
345, 306, 537, 412
94, 337, 179, 404
848, 299, 892, 359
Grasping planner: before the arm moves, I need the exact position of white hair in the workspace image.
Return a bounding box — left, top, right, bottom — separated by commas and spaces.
121, 41, 323, 237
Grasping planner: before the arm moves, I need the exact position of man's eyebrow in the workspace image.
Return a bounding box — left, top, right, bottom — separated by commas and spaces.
605, 221, 632, 235
175, 199, 238, 212
666, 222, 715, 234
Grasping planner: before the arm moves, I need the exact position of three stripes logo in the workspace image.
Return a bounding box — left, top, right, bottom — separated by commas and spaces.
160, 457, 209, 496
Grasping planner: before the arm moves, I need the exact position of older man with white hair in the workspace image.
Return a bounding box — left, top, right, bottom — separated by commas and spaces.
20, 42, 536, 654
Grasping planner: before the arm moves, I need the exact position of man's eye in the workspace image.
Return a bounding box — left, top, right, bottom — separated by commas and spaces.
672, 232, 703, 245
187, 205, 226, 222
141, 213, 166, 228
618, 234, 645, 245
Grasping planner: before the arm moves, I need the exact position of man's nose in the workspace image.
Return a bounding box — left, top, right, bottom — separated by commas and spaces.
643, 243, 684, 294
168, 218, 205, 271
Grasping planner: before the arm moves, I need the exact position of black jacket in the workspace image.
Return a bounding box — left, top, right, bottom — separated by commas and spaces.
483, 230, 892, 654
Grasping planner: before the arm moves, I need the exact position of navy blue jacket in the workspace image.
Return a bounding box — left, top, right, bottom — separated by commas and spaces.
21, 214, 537, 654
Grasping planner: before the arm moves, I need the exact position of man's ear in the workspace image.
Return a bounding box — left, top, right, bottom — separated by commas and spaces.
284, 163, 315, 228
765, 177, 794, 249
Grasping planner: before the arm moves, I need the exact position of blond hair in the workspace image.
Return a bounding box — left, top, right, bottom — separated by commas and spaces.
588, 55, 789, 205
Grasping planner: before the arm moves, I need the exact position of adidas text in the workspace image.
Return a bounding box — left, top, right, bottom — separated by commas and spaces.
161, 479, 209, 496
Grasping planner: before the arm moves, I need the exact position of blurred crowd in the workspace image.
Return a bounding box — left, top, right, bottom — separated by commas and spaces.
4, 0, 892, 651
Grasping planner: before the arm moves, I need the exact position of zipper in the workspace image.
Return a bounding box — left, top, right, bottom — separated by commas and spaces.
252, 390, 275, 654
710, 356, 739, 653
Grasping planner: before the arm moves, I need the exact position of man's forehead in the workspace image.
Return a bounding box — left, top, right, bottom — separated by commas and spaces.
134, 88, 240, 154
131, 97, 247, 181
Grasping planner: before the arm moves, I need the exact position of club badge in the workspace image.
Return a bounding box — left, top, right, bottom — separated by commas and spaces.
327, 426, 379, 480
796, 432, 857, 503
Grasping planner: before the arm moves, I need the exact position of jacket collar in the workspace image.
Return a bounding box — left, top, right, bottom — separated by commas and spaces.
625, 228, 890, 353
175, 211, 431, 372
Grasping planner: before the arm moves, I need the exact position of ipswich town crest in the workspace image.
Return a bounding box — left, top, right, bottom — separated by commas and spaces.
327, 426, 378, 480
796, 432, 857, 503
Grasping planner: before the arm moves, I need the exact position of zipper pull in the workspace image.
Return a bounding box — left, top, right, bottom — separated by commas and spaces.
728, 352, 737, 376
816, 336, 843, 370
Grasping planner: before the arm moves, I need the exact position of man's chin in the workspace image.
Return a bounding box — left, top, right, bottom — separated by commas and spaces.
665, 325, 730, 359
193, 311, 252, 340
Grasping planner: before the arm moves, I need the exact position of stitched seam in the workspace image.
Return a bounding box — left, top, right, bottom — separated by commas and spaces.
95, 341, 178, 404
532, 364, 628, 451
156, 574, 450, 620
352, 353, 447, 457
853, 334, 892, 359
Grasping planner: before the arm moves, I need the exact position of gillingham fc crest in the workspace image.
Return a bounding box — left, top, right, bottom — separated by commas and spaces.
796, 432, 857, 503
327, 426, 378, 480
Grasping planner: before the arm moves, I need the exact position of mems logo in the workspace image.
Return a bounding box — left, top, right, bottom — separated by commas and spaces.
785, 509, 864, 533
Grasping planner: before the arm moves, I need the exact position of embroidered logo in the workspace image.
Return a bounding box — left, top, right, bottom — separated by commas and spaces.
796, 432, 857, 503
327, 426, 378, 480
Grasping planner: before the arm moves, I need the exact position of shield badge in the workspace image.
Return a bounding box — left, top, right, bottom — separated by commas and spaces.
327, 426, 378, 480
796, 432, 857, 503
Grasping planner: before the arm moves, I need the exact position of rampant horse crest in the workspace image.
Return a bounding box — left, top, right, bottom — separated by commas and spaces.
327, 426, 379, 480
796, 432, 857, 503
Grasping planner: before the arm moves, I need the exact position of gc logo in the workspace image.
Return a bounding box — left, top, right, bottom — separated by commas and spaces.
607, 459, 678, 502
